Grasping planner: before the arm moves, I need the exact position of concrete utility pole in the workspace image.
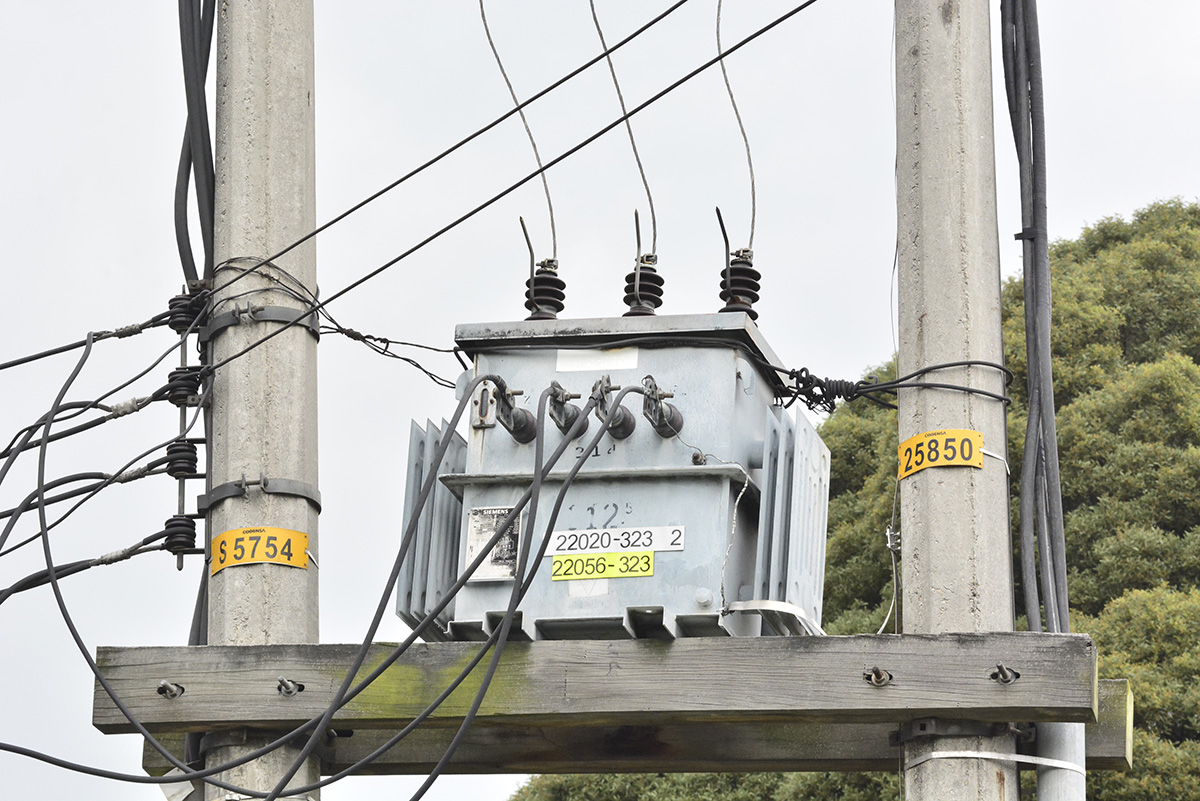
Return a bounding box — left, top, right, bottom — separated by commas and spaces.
895, 2, 1019, 799
205, 1, 319, 799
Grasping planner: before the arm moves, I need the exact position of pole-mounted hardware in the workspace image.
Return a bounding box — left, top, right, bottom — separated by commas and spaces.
864, 666, 892, 687
592, 375, 636, 439
491, 379, 537, 444
277, 676, 304, 697
641, 375, 683, 438
157, 680, 184, 699
548, 381, 588, 438
991, 663, 1020, 684
199, 473, 323, 514
200, 304, 320, 345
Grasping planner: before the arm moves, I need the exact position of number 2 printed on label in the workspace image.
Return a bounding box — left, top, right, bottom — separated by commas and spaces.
898, 429, 984, 479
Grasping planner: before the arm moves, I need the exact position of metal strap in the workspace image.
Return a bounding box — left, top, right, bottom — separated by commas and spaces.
905, 750, 1085, 776
199, 474, 322, 513
200, 305, 319, 344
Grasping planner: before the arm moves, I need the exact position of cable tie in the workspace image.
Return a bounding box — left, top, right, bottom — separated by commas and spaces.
905, 750, 1083, 776
108, 397, 146, 418
111, 323, 145, 338
982, 448, 1010, 475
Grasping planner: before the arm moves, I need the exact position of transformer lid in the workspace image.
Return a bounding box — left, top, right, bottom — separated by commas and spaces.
454, 312, 788, 394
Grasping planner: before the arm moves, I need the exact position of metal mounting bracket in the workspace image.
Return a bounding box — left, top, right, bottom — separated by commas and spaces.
892, 718, 1010, 746
199, 474, 322, 513
200, 305, 320, 344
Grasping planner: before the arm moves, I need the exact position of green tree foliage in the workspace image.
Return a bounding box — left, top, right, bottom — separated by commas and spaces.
512, 200, 1200, 800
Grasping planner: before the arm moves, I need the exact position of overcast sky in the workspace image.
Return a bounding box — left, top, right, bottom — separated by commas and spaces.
1, 2, 1196, 800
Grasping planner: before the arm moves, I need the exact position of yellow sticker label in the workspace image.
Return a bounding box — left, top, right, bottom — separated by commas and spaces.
551, 551, 653, 581
898, 429, 984, 479
211, 527, 308, 575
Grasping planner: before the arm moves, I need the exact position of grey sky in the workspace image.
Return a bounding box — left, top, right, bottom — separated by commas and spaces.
0, 2, 1196, 799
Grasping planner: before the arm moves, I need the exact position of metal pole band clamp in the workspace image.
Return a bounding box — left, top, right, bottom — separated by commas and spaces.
200, 305, 320, 344
199, 474, 322, 513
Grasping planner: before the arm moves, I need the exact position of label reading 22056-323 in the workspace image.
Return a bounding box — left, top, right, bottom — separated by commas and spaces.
552, 551, 653, 581
211, 526, 308, 575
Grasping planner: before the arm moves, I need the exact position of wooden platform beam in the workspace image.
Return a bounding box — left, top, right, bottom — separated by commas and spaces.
136, 679, 1129, 777
96, 633, 1095, 737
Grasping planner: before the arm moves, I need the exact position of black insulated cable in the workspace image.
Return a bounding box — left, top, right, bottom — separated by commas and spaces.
3, 2, 833, 791
175, 0, 216, 283
480, 0, 558, 260
204, 0, 826, 379
591, 0, 658, 255
0, 310, 171, 374
280, 386, 613, 796
717, 0, 758, 250
205, 0, 694, 307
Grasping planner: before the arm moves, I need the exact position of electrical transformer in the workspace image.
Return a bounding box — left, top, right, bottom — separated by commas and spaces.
398, 311, 830, 641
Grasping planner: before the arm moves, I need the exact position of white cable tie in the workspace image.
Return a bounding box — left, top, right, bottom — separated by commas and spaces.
905, 749, 1084, 775
108, 397, 145, 418
306, 549, 319, 569
981, 448, 1010, 475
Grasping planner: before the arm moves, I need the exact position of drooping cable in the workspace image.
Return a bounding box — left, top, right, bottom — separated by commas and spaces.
261, 381, 594, 798
590, 0, 658, 255
1002, 0, 1067, 634
717, 0, 757, 249
23, 369, 275, 798
480, 0, 557, 259
274, 389, 604, 796
204, 0, 826, 378
1, 3, 835, 790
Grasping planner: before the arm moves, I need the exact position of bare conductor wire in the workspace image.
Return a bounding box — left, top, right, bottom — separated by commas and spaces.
590, 0, 658, 255
480, 0, 558, 259
717, 0, 757, 249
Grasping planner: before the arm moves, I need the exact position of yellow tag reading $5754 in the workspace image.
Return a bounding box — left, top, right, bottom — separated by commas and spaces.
898, 429, 984, 480
211, 527, 308, 575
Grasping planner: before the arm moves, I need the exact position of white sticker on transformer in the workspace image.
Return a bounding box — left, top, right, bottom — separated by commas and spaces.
556, 347, 638, 372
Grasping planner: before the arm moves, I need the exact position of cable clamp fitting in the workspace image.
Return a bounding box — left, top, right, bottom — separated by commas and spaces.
113, 465, 153, 484
199, 473, 322, 514
108, 396, 149, 418
200, 305, 320, 344
93, 545, 140, 566
111, 323, 145, 338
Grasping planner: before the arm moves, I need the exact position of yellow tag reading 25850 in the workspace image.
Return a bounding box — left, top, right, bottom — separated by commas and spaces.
898, 429, 984, 479
211, 526, 308, 575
